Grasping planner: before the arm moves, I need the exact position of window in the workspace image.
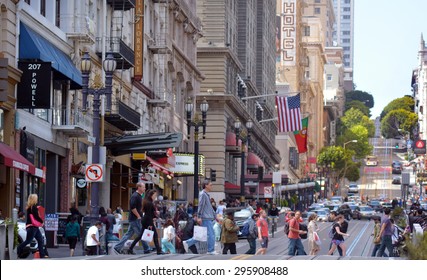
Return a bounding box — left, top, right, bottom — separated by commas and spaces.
343, 46, 350, 50
55, 0, 60, 27
343, 7, 351, 12
344, 0, 351, 3
342, 38, 350, 43
40, 0, 46, 17
327, 74, 332, 81
315, 0, 321, 3
342, 31, 350, 35
315, 8, 321, 14
25, 0, 30, 4
303, 26, 310, 36
344, 62, 350, 67
344, 54, 350, 58
343, 15, 351, 19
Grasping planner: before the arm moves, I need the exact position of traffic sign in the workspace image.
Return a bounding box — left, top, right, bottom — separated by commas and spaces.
85, 164, 104, 182
44, 213, 59, 231
264, 186, 273, 198
414, 140, 426, 155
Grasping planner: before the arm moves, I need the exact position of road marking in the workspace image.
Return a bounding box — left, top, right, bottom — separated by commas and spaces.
347, 222, 370, 256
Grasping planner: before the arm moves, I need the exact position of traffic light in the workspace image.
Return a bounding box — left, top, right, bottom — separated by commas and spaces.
395, 143, 399, 149
210, 168, 217, 182
257, 166, 264, 181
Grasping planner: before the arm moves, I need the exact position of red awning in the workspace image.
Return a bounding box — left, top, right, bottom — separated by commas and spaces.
225, 182, 250, 195
0, 142, 35, 175
146, 156, 173, 176
247, 152, 265, 169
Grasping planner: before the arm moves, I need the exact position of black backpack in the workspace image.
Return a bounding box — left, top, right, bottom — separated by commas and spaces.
284, 222, 290, 235
299, 223, 308, 239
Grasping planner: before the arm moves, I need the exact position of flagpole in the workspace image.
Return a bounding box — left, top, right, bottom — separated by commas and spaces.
241, 91, 300, 100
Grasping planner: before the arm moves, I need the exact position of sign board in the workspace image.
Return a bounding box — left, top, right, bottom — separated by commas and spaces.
169, 153, 205, 176
272, 171, 282, 184
76, 178, 87, 188
413, 140, 426, 155
17, 62, 51, 109
44, 213, 59, 231
85, 164, 104, 182
264, 186, 273, 198
132, 153, 147, 160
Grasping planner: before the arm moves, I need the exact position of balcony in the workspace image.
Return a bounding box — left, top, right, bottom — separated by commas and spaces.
105, 100, 141, 131
147, 34, 172, 54
147, 87, 173, 108
107, 0, 135, 10
52, 109, 92, 137
62, 16, 95, 43
96, 37, 134, 69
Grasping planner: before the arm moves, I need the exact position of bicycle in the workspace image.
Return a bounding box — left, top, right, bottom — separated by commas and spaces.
267, 216, 278, 238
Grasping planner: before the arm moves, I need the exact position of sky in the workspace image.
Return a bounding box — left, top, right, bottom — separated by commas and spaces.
354, 0, 427, 119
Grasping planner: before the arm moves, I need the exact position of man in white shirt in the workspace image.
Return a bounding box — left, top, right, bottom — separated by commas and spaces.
86, 221, 102, 255
216, 200, 227, 215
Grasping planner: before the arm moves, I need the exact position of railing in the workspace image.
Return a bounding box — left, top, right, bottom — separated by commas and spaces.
111, 100, 141, 128
96, 37, 135, 67
0, 222, 18, 260
63, 16, 95, 43
52, 109, 93, 132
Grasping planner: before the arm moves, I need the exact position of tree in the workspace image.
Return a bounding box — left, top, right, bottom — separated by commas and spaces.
380, 96, 414, 120
345, 100, 370, 117
345, 90, 374, 109
380, 109, 418, 139
345, 125, 373, 159
346, 163, 361, 182
340, 108, 375, 138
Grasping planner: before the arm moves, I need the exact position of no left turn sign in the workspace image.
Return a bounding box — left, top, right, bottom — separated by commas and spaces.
85, 164, 104, 182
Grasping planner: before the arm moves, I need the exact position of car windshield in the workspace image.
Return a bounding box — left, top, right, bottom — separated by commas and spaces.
370, 201, 381, 206
366, 156, 377, 161
360, 206, 373, 211
316, 210, 327, 215
234, 209, 252, 219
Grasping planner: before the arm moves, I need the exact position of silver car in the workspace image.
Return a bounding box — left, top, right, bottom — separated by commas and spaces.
358, 206, 375, 220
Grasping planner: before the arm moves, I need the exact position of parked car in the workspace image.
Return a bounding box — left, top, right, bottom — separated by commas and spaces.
358, 206, 376, 220
382, 202, 393, 209
330, 196, 343, 204
313, 210, 329, 222
392, 176, 401, 185
392, 162, 402, 174
348, 183, 359, 193
368, 200, 383, 212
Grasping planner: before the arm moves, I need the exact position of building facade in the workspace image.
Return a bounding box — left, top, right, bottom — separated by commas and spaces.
413, 34, 427, 140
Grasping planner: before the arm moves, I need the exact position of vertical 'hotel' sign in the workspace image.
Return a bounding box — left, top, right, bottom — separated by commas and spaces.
281, 0, 296, 66
134, 0, 144, 81
17, 61, 51, 109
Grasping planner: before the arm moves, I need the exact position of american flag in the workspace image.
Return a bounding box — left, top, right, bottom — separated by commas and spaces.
275, 94, 302, 132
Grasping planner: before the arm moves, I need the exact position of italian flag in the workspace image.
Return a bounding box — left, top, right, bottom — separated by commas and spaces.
293, 117, 308, 153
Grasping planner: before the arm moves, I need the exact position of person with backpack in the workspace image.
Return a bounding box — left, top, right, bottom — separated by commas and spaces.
244, 213, 259, 254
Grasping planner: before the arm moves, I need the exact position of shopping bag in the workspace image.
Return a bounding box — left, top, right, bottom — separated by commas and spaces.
193, 225, 207, 242
141, 228, 154, 243
313, 231, 321, 245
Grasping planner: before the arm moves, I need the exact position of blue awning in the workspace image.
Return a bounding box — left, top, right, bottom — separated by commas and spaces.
19, 23, 82, 89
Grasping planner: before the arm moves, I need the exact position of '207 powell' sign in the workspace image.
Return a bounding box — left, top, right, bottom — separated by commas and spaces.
17, 62, 51, 109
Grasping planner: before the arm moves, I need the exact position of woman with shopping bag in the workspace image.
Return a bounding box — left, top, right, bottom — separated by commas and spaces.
137, 189, 164, 255
307, 213, 320, 255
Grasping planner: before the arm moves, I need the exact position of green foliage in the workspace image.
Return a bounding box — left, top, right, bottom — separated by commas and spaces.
346, 164, 361, 182
345, 100, 370, 117
345, 125, 373, 159
317, 146, 347, 170
404, 232, 427, 260
280, 199, 288, 208
345, 90, 374, 108
341, 108, 375, 137
380, 96, 414, 120
380, 109, 418, 139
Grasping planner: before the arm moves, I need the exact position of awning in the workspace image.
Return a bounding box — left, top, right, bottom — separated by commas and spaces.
0, 142, 35, 175
247, 152, 265, 169
146, 156, 173, 176
225, 181, 249, 195
105, 133, 183, 156
19, 23, 82, 89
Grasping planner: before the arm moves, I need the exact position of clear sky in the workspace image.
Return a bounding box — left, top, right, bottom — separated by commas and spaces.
354, 0, 427, 119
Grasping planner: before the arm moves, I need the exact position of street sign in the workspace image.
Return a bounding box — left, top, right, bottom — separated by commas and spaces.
264, 186, 273, 198
76, 178, 87, 188
413, 140, 426, 155
85, 164, 104, 182
44, 213, 59, 231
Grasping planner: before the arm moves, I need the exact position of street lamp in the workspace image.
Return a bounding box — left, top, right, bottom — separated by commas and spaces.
81, 52, 116, 223
317, 164, 330, 199
341, 139, 358, 196
234, 118, 253, 206
185, 97, 209, 210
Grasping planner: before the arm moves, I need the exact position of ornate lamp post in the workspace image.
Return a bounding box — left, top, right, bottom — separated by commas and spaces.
81, 52, 116, 222
234, 118, 253, 206
185, 97, 209, 211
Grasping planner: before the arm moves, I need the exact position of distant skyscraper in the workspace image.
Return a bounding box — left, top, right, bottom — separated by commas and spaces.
332, 0, 354, 91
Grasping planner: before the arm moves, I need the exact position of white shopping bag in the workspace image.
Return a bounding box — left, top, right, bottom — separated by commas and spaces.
193, 225, 207, 242
141, 228, 154, 243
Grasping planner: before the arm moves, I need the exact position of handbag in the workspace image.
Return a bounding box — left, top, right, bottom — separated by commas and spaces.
141, 227, 154, 243
30, 213, 43, 227
193, 225, 207, 242
313, 231, 322, 245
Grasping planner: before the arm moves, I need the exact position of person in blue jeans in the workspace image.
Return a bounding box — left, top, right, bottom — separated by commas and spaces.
183, 179, 217, 254
376, 207, 394, 257
113, 182, 150, 254
287, 211, 307, 256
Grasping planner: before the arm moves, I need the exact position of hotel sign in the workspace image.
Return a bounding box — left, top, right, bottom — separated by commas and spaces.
281, 0, 296, 66
134, 0, 144, 81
